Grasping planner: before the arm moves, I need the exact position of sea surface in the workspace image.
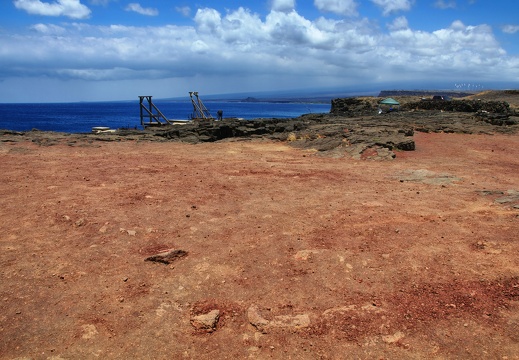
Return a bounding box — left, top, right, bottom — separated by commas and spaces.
0, 100, 331, 133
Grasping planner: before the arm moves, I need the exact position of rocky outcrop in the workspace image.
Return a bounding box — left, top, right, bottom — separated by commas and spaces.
402, 99, 512, 113
330, 98, 377, 116
3, 98, 518, 160
159, 118, 309, 143
473, 111, 518, 126
155, 114, 416, 159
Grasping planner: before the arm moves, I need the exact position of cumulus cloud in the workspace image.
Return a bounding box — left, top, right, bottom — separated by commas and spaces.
387, 16, 408, 31
434, 0, 456, 9
370, 0, 414, 16
502, 24, 519, 34
13, 0, 91, 19
271, 0, 296, 13
385, 20, 505, 77
1, 4, 517, 100
125, 3, 158, 16
314, 0, 358, 16
191, 40, 210, 53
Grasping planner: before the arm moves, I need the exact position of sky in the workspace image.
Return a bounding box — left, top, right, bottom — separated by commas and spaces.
1, 0, 519, 102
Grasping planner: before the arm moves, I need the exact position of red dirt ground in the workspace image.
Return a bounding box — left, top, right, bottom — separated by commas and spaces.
1, 131, 518, 359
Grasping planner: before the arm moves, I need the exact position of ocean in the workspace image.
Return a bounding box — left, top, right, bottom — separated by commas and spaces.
0, 100, 331, 134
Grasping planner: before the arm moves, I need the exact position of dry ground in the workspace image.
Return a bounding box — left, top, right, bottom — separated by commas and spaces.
1, 131, 519, 359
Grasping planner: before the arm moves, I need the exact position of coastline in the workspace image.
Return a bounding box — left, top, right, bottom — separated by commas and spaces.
2, 101, 517, 161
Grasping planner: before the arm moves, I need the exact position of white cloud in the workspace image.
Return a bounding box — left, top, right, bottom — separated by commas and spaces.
125, 3, 158, 16
370, 0, 414, 16
191, 40, 210, 53
502, 25, 519, 34
1, 5, 518, 102
175, 6, 191, 17
194, 8, 222, 34
30, 23, 66, 35
387, 16, 408, 31
265, 10, 340, 49
314, 0, 358, 16
434, 0, 456, 9
13, 0, 91, 19
385, 20, 506, 75
271, 0, 296, 13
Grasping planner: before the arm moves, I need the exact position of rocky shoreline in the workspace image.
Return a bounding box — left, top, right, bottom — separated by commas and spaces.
2, 97, 518, 160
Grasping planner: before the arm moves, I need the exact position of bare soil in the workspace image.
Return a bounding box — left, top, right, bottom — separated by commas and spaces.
1, 127, 519, 359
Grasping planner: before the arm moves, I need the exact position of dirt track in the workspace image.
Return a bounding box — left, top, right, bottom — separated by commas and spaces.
1, 130, 519, 359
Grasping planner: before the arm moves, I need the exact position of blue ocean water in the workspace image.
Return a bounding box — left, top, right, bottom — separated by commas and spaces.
0, 100, 331, 133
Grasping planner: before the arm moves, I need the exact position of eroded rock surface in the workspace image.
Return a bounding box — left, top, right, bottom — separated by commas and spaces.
2, 98, 518, 160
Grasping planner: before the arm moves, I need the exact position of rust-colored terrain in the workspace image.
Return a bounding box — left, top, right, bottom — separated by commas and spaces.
1, 91, 519, 359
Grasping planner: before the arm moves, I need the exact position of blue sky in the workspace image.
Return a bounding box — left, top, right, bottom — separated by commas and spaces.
1, 0, 518, 102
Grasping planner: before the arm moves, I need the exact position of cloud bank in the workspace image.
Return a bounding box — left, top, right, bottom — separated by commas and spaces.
1, 1, 519, 101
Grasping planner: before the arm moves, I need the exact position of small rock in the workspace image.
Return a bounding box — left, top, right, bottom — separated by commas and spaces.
294, 250, 319, 261
382, 331, 405, 344
145, 249, 188, 264
75, 218, 85, 227
191, 310, 220, 332
248, 346, 260, 353
81, 324, 98, 339
247, 305, 270, 333
99, 224, 109, 233
247, 304, 310, 332
270, 314, 311, 329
